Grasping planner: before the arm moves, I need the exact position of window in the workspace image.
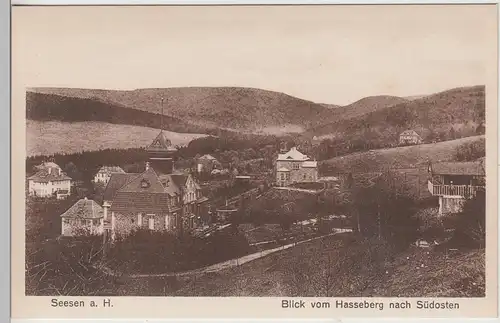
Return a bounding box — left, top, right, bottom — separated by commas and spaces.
293, 163, 300, 170
131, 219, 135, 224
63, 218, 69, 224
137, 213, 142, 226
280, 173, 285, 180
140, 179, 150, 188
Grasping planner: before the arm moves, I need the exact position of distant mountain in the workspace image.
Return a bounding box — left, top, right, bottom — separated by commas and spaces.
307, 85, 485, 139
27, 85, 484, 145
28, 87, 336, 133
315, 95, 410, 129
26, 91, 213, 135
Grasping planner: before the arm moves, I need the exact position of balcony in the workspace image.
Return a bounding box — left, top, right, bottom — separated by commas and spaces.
427, 180, 484, 197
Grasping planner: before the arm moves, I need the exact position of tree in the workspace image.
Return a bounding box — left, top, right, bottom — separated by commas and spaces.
452, 190, 486, 248
349, 174, 420, 249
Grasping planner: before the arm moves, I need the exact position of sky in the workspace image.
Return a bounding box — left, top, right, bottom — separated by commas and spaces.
12, 5, 497, 105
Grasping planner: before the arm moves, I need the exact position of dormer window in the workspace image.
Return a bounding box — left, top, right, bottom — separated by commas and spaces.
140, 179, 150, 188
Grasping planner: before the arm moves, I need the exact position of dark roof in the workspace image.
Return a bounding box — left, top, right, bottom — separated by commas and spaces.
170, 174, 188, 188
400, 130, 421, 137
102, 173, 140, 202
96, 166, 125, 175
110, 192, 174, 214
27, 168, 72, 183
146, 131, 177, 153
431, 161, 485, 176
60, 198, 104, 219
118, 168, 165, 193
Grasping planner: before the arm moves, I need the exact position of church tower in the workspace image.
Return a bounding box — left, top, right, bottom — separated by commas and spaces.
146, 97, 177, 175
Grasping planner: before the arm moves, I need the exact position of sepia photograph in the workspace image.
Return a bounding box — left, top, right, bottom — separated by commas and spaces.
11, 3, 498, 319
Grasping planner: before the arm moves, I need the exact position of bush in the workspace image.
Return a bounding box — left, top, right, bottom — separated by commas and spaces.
25, 235, 119, 296
350, 173, 420, 249
451, 190, 486, 249
454, 138, 485, 162
107, 228, 254, 274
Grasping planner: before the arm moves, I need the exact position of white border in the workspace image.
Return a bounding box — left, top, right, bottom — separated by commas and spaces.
7, 1, 500, 323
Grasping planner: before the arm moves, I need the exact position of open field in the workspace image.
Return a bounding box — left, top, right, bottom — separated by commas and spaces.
109, 233, 484, 297
321, 136, 484, 199
322, 135, 484, 173
27, 120, 207, 156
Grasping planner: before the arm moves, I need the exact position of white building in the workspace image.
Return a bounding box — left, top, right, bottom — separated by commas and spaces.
93, 165, 126, 184
275, 147, 318, 187
60, 197, 104, 236
27, 163, 72, 199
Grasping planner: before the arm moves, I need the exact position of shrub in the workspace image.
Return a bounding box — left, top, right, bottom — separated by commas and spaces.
454, 138, 485, 162
451, 190, 486, 249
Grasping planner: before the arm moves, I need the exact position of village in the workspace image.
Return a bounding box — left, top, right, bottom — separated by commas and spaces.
25, 112, 487, 297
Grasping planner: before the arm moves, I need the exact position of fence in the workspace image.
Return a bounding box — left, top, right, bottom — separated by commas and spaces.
427, 181, 483, 197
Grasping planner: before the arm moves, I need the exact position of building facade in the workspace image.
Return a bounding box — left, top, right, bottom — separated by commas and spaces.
427, 161, 485, 215
28, 163, 72, 199
275, 147, 318, 187
101, 130, 209, 241
196, 154, 221, 174
60, 197, 104, 236
93, 166, 126, 184
399, 130, 423, 146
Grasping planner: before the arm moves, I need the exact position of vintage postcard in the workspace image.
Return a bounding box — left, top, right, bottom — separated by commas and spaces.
11, 4, 498, 319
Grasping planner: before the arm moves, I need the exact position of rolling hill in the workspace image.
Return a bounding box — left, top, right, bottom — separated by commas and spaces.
321, 135, 485, 173
26, 120, 207, 157
28, 87, 336, 132
319, 136, 485, 199
308, 85, 485, 139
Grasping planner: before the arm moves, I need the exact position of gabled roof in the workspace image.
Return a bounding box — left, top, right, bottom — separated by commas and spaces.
35, 162, 61, 170
28, 168, 72, 183
146, 131, 177, 153
159, 173, 201, 196
96, 166, 125, 175
277, 147, 310, 161
60, 198, 104, 219
110, 192, 174, 214
199, 154, 217, 161
430, 161, 485, 176
400, 130, 421, 137
118, 167, 165, 193
102, 173, 140, 202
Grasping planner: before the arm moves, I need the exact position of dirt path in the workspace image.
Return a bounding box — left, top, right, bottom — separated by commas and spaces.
107, 229, 352, 279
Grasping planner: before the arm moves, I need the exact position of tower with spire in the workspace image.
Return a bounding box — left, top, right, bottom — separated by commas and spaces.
146, 97, 177, 175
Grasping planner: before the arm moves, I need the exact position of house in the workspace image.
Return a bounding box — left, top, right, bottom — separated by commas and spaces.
103, 166, 209, 241
196, 154, 221, 174
399, 130, 423, 146
101, 130, 209, 241
275, 147, 318, 187
60, 197, 104, 236
27, 163, 72, 199
427, 160, 485, 215
93, 166, 125, 184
